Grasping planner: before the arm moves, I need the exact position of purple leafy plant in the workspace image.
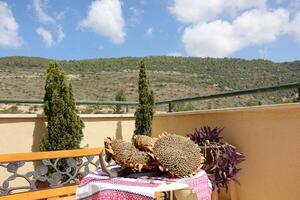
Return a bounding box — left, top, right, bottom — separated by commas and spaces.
187, 126, 245, 191
188, 126, 224, 145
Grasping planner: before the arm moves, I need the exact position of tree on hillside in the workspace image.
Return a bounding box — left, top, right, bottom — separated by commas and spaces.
134, 59, 155, 137
114, 89, 126, 114
40, 62, 84, 151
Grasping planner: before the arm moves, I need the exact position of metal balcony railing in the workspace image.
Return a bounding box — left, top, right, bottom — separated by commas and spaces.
0, 82, 299, 112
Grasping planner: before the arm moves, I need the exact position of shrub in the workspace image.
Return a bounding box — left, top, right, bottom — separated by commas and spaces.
134, 59, 155, 137
8, 105, 18, 113
170, 102, 194, 112
114, 89, 126, 114
40, 62, 84, 151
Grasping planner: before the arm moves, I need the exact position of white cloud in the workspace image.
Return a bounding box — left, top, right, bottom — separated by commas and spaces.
55, 10, 66, 21
33, 0, 55, 24
182, 20, 239, 57
0, 1, 23, 48
130, 7, 139, 16
32, 1, 66, 44
169, 0, 266, 24
287, 11, 300, 42
233, 9, 288, 44
145, 27, 153, 37
182, 9, 289, 57
289, 0, 300, 11
57, 25, 65, 43
36, 27, 53, 47
169, 0, 223, 24
79, 0, 125, 44
230, 0, 266, 11
128, 7, 143, 27
170, 0, 300, 58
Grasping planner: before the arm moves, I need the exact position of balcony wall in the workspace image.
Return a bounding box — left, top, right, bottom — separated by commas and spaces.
153, 103, 300, 200
1, 103, 300, 200
0, 114, 135, 154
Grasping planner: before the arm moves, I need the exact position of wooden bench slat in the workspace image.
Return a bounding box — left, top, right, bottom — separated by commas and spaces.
0, 148, 102, 163
0, 185, 77, 200
50, 195, 76, 200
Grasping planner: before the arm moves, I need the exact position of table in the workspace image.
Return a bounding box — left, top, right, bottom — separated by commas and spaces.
76, 167, 212, 200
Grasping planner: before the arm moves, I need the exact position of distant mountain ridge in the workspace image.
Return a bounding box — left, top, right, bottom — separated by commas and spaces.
0, 56, 299, 112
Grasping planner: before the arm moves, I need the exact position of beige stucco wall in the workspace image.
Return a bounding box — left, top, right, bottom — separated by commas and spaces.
0, 103, 300, 200
153, 103, 300, 200
0, 114, 135, 154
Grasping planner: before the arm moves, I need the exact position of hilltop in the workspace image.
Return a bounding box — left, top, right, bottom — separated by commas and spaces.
0, 56, 299, 113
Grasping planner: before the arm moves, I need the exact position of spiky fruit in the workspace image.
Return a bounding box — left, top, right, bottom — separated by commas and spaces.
151, 134, 204, 178
104, 137, 155, 172
133, 135, 156, 152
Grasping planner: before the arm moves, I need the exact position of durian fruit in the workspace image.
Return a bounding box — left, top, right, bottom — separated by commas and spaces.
104, 137, 155, 172
151, 134, 204, 178
133, 135, 156, 152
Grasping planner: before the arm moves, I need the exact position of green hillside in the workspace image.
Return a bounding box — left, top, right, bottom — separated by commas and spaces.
0, 56, 299, 113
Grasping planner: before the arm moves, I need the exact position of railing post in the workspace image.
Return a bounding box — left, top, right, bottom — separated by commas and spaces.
126, 105, 129, 113
168, 103, 172, 112
297, 87, 300, 102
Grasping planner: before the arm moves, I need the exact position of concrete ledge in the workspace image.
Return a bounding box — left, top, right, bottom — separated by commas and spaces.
0, 114, 46, 119
155, 103, 300, 116
0, 113, 135, 119
79, 113, 134, 119
1, 103, 299, 119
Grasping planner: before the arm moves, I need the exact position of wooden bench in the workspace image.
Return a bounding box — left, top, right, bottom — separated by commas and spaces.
0, 148, 102, 200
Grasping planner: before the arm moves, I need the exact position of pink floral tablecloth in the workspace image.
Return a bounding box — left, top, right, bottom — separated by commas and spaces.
76, 167, 212, 200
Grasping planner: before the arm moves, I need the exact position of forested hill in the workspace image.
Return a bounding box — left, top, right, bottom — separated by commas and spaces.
0, 56, 299, 112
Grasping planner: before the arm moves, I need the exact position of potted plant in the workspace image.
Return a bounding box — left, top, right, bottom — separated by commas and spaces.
187, 126, 245, 192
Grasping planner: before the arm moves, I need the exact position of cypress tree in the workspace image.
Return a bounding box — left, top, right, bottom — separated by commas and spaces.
134, 59, 155, 137
40, 62, 84, 151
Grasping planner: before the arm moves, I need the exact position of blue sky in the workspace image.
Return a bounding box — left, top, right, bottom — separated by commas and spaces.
0, 0, 299, 62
